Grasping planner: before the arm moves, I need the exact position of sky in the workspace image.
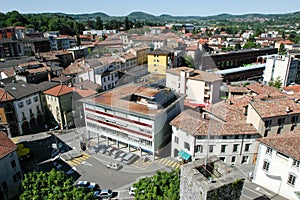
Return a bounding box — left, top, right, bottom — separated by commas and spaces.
1, 0, 300, 16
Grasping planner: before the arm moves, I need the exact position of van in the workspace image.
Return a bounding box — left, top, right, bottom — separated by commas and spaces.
122, 153, 138, 165
105, 147, 114, 156
111, 150, 122, 159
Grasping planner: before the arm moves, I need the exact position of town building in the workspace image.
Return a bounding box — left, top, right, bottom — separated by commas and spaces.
263, 54, 299, 87
0, 132, 22, 200
43, 84, 74, 129
147, 49, 174, 75
82, 84, 185, 157
253, 132, 300, 200
180, 156, 244, 200
129, 46, 150, 65
166, 67, 223, 104
0, 27, 23, 58
3, 80, 44, 135
170, 104, 260, 165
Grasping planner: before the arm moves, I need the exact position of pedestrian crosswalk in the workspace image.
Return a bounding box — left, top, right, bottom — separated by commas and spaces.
131, 158, 152, 169
67, 153, 90, 167
155, 158, 181, 169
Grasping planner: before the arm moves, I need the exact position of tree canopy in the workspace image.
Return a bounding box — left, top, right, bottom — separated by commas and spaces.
133, 169, 180, 200
20, 169, 94, 200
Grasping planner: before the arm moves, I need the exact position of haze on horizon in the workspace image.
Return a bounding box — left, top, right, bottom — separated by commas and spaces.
1, 0, 300, 17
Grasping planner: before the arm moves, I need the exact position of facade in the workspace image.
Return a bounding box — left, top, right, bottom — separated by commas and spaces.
180, 156, 244, 200
166, 67, 223, 104
170, 107, 260, 165
129, 46, 150, 65
0, 132, 22, 200
49, 35, 76, 51
246, 97, 300, 137
253, 132, 300, 200
3, 81, 44, 135
263, 54, 299, 87
0, 27, 23, 58
43, 84, 74, 129
83, 84, 185, 157
147, 49, 174, 75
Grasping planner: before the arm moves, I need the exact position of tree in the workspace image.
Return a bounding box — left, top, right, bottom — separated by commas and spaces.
279, 43, 286, 55
133, 169, 180, 200
268, 77, 283, 89
234, 43, 242, 50
243, 41, 259, 49
95, 17, 103, 30
124, 17, 131, 31
20, 169, 94, 200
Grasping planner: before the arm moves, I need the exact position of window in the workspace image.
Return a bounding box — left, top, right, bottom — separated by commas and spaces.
264, 130, 269, 137
184, 142, 190, 151
11, 160, 16, 168
219, 157, 225, 162
245, 144, 251, 152
209, 145, 214, 153
262, 160, 270, 172
195, 145, 203, 153
231, 156, 236, 163
33, 96, 38, 102
12, 171, 22, 183
2, 181, 7, 191
266, 147, 273, 156
287, 174, 296, 186
265, 120, 272, 128
18, 101, 24, 108
277, 118, 285, 126
292, 116, 298, 123
277, 128, 281, 134
26, 99, 31, 105
233, 144, 239, 152
292, 159, 300, 168
241, 156, 248, 164
174, 136, 178, 144
221, 145, 227, 153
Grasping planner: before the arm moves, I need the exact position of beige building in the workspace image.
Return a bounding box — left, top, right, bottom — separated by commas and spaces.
166, 67, 223, 104
129, 46, 150, 65
43, 84, 74, 129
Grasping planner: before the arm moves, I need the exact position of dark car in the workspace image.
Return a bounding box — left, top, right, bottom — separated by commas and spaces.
94, 189, 113, 199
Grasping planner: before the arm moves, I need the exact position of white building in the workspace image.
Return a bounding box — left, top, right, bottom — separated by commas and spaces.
263, 54, 299, 87
82, 84, 185, 157
4, 81, 44, 135
166, 67, 223, 104
253, 132, 300, 200
0, 132, 22, 200
170, 102, 260, 165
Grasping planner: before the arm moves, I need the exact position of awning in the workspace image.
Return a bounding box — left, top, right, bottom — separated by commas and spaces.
178, 150, 191, 160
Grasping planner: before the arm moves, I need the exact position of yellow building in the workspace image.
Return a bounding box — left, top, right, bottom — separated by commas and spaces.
147, 49, 173, 75
43, 84, 74, 129
129, 46, 150, 65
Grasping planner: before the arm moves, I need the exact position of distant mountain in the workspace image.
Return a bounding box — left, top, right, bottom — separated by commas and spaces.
127, 11, 158, 21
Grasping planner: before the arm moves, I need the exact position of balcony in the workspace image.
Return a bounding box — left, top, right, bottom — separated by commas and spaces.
204, 92, 210, 98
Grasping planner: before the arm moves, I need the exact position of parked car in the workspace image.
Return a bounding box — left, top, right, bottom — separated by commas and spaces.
128, 186, 136, 196
116, 152, 127, 162
111, 149, 122, 159
106, 162, 122, 170
98, 145, 109, 154
94, 189, 113, 199
122, 153, 138, 165
75, 181, 100, 190
105, 147, 115, 156
90, 146, 100, 153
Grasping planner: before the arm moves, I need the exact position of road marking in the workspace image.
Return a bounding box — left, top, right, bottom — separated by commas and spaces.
255, 187, 271, 196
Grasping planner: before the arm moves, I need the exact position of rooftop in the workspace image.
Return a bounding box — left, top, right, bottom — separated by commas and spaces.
0, 132, 17, 159
257, 131, 300, 161
3, 80, 40, 99
84, 83, 183, 118
44, 84, 73, 97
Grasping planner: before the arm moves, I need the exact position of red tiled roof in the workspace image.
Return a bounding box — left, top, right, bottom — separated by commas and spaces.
0, 132, 17, 159
73, 87, 97, 98
170, 109, 258, 136
257, 131, 300, 161
0, 88, 14, 102
250, 98, 300, 118
246, 82, 284, 97
227, 85, 249, 93
283, 85, 300, 93
44, 84, 73, 97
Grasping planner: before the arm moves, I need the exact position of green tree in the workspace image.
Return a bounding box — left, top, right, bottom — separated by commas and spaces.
235, 43, 242, 50
95, 17, 103, 30
133, 169, 180, 200
124, 17, 131, 31
268, 77, 283, 89
279, 43, 286, 55
20, 169, 94, 200
243, 41, 260, 49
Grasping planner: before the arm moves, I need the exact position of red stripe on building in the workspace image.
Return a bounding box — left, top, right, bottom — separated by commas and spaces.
85, 108, 152, 128
86, 116, 152, 139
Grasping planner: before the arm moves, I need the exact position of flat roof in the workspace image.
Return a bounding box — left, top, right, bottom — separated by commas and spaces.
214, 63, 266, 75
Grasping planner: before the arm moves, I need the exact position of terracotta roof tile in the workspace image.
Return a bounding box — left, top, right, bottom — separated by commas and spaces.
44, 84, 73, 97
246, 82, 283, 97
170, 109, 258, 136
0, 88, 14, 102
257, 131, 300, 161
0, 132, 17, 159
227, 85, 249, 93
250, 97, 300, 118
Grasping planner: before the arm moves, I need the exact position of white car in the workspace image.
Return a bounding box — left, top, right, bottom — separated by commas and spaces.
106, 162, 122, 170
75, 180, 100, 190
116, 152, 127, 162
128, 186, 136, 196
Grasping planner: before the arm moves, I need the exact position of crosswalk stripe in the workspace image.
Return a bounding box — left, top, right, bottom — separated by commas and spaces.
165, 160, 173, 166
171, 162, 178, 168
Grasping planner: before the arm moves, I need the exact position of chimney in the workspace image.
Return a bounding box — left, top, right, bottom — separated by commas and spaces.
79, 85, 83, 90
286, 106, 291, 113
202, 112, 207, 119
243, 105, 248, 116
47, 70, 51, 81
